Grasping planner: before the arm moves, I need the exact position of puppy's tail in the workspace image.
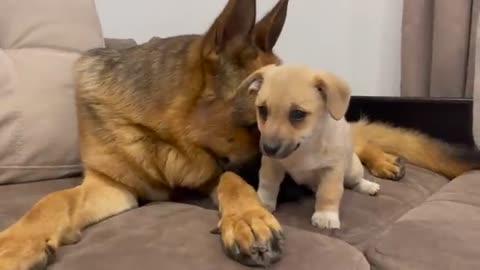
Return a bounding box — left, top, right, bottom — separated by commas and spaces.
352, 119, 480, 179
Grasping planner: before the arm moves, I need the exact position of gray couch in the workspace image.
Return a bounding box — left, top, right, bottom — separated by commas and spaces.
1, 1, 479, 269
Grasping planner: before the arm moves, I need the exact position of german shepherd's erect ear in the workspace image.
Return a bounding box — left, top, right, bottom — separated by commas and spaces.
200, 0, 289, 101
254, 0, 289, 52
201, 0, 289, 59
202, 0, 257, 60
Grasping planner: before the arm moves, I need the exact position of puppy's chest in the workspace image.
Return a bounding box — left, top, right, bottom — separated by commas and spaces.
280, 148, 338, 186
287, 169, 317, 187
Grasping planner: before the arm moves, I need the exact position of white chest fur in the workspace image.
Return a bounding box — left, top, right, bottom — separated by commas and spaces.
277, 117, 352, 186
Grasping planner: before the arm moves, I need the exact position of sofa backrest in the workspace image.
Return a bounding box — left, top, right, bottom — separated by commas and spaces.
0, 0, 104, 184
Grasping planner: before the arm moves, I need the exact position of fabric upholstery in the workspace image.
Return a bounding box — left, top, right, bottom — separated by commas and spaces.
366, 171, 480, 270
52, 203, 369, 270
0, 166, 466, 270
0, 178, 81, 230
178, 164, 449, 251
0, 0, 104, 50
0, 0, 104, 184
0, 177, 369, 270
272, 164, 449, 251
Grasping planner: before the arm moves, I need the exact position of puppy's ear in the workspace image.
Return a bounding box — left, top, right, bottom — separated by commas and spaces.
202, 0, 256, 59
237, 64, 277, 95
314, 71, 351, 120
254, 0, 289, 52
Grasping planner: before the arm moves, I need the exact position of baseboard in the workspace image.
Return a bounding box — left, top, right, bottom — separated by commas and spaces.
346, 96, 475, 147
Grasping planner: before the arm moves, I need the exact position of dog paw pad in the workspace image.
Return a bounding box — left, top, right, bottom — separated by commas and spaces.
354, 179, 380, 196
311, 211, 340, 229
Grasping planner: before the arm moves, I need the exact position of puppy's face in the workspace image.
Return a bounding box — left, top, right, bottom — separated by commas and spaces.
240, 65, 351, 159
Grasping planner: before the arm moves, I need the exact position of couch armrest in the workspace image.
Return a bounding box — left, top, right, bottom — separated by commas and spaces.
365, 171, 480, 270
346, 96, 475, 147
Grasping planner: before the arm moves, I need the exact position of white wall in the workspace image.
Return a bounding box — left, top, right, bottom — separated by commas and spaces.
95, 0, 403, 96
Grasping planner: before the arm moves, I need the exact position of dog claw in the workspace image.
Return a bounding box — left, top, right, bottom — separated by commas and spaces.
228, 242, 242, 257
225, 234, 283, 267
393, 158, 406, 180
209, 227, 221, 235
220, 219, 284, 267
369, 155, 406, 181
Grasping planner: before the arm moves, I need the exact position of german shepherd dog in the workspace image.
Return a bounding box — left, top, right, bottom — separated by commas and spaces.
1, 0, 479, 269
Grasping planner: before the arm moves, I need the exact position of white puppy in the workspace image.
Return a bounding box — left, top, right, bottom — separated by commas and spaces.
237, 64, 380, 229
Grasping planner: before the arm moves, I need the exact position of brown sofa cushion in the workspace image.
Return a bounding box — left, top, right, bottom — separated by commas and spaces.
366, 171, 480, 270
0, 0, 104, 184
0, 177, 81, 229
273, 164, 449, 251
0, 178, 369, 270
51, 203, 369, 270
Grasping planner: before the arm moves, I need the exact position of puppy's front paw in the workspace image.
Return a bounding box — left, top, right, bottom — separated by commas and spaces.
257, 188, 277, 212
311, 211, 340, 229
218, 208, 285, 267
353, 179, 380, 196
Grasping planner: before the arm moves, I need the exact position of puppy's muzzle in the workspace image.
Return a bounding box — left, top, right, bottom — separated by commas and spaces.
262, 142, 281, 156
261, 137, 300, 159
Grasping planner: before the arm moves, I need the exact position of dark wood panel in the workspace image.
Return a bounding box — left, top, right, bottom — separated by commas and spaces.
346, 96, 475, 146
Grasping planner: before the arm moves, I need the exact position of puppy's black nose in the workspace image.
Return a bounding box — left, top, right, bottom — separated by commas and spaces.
262, 142, 281, 156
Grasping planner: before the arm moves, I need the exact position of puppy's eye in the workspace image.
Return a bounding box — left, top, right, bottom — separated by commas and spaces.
289, 109, 307, 122
257, 105, 268, 121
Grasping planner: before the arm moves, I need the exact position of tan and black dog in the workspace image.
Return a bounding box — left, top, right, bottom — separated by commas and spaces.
1, 0, 480, 269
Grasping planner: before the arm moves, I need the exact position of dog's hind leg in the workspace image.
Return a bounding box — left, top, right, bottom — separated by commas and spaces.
345, 153, 380, 196
0, 170, 138, 270
355, 139, 406, 181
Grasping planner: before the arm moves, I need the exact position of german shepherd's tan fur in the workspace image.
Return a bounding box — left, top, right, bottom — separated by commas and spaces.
1, 0, 479, 269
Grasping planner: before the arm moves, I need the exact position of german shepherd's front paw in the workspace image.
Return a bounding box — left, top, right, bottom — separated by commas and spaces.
0, 232, 53, 270
369, 153, 406, 181
217, 208, 285, 267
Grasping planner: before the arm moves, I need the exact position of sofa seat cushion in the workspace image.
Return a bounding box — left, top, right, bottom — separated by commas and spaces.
0, 177, 81, 229
51, 202, 369, 270
0, 178, 369, 270
273, 164, 449, 251
366, 171, 480, 270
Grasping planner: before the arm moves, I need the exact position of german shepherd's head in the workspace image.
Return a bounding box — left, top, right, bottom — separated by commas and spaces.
190, 0, 289, 170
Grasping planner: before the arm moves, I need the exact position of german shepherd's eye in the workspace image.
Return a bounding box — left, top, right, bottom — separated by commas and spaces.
289, 109, 307, 122
257, 105, 268, 121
